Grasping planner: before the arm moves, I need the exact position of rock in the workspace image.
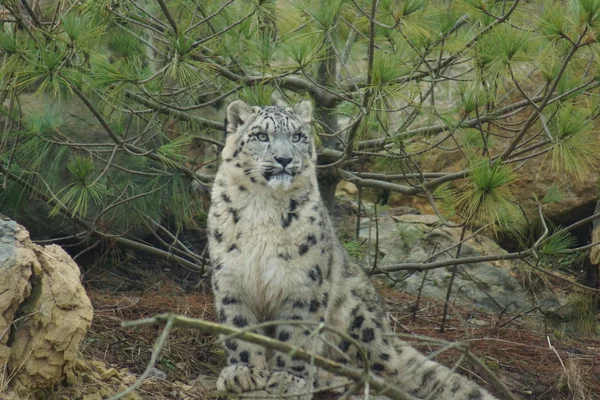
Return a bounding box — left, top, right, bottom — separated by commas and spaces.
360, 212, 537, 313
514, 158, 599, 227
335, 180, 358, 196
0, 218, 93, 398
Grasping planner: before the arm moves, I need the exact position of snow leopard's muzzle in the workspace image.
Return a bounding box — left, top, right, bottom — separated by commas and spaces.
261, 157, 302, 187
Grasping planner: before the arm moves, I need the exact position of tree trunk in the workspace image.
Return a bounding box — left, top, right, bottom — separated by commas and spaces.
587, 199, 600, 288
315, 39, 341, 212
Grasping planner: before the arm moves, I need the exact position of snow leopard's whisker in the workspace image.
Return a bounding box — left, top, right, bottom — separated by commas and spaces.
243, 167, 262, 175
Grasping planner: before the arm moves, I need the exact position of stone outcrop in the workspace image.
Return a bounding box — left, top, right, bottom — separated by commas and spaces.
359, 212, 552, 313
0, 218, 93, 398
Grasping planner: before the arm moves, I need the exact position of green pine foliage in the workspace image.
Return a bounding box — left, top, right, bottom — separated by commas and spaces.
454, 157, 524, 235
0, 0, 599, 269
541, 226, 578, 256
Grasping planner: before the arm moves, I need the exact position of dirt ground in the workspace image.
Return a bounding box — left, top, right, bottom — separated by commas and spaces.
44, 253, 598, 400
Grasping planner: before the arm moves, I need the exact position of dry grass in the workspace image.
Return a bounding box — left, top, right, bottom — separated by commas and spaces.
374, 281, 600, 399
34, 268, 598, 400
84, 281, 221, 381
47, 279, 224, 400
553, 360, 594, 400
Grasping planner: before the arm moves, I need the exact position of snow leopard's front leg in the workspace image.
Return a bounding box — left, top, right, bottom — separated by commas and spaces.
265, 269, 329, 400
213, 279, 269, 393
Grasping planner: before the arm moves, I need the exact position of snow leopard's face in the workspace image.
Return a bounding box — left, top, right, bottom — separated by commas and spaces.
223, 100, 315, 190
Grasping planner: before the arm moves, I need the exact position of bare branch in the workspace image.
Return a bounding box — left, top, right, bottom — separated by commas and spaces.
156, 0, 179, 34
125, 90, 224, 132
500, 30, 587, 160
185, 0, 234, 34
108, 315, 175, 400
19, 0, 42, 28
120, 314, 420, 400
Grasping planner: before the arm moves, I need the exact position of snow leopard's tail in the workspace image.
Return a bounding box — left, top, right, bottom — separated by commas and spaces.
389, 339, 498, 400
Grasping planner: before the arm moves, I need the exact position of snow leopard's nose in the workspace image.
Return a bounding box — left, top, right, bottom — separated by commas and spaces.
275, 157, 293, 168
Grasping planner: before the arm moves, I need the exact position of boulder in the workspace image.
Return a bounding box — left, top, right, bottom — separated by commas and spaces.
359, 212, 535, 313
0, 217, 93, 398
510, 152, 599, 227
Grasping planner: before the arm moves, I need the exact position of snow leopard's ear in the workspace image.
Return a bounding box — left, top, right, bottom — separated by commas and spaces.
226, 100, 257, 135
291, 100, 312, 126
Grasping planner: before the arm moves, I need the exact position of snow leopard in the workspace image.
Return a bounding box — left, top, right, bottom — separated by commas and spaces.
207, 99, 499, 400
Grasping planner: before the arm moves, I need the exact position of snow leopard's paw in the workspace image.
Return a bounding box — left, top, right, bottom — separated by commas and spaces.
266, 370, 312, 400
317, 370, 352, 393
216, 365, 268, 393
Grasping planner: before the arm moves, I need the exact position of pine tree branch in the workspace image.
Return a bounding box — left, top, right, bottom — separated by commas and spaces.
379, 250, 532, 273
190, 10, 255, 50
337, 1, 520, 93
339, 170, 419, 195
125, 90, 225, 132
346, 172, 449, 181
189, 53, 344, 107
65, 81, 214, 183
338, 169, 469, 195
356, 79, 600, 151
499, 30, 587, 161
138, 84, 239, 112
185, 0, 234, 34
0, 165, 205, 273
19, 0, 42, 28
156, 0, 179, 35
129, 0, 170, 31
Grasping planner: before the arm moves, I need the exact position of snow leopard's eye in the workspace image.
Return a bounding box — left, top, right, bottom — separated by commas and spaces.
292, 133, 302, 143
256, 133, 269, 142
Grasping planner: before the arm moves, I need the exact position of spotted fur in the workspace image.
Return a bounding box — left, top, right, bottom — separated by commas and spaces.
208, 100, 498, 399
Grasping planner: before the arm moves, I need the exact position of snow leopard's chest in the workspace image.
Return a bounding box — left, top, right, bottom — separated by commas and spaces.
209, 188, 331, 319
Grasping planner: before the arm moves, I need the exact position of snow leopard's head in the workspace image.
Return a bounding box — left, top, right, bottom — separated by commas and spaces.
222, 100, 315, 190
